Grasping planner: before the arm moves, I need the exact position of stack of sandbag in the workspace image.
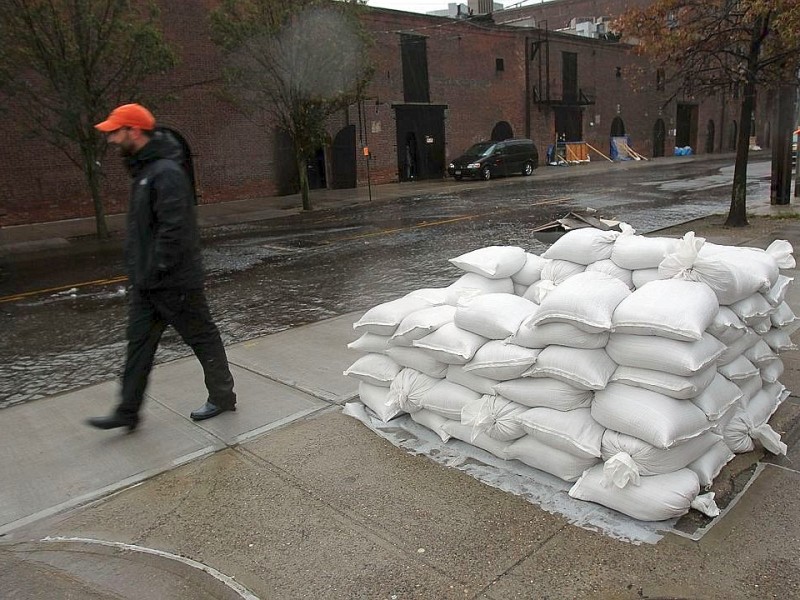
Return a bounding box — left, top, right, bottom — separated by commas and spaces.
344, 229, 795, 521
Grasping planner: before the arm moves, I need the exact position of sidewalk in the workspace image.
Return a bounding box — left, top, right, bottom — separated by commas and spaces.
2, 157, 800, 598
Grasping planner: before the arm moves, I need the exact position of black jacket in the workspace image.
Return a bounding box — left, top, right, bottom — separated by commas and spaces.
124, 131, 204, 290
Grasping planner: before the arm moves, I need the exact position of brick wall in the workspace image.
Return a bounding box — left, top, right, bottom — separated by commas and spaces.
0, 3, 764, 227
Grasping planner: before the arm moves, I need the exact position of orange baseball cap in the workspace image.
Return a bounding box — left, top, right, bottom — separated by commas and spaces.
95, 103, 156, 132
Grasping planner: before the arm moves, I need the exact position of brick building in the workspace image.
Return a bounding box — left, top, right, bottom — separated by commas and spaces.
0, 1, 768, 227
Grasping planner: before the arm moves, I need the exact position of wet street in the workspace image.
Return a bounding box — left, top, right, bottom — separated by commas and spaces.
0, 157, 773, 407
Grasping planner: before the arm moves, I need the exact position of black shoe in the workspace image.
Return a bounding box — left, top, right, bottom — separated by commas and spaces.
190, 402, 236, 421
86, 414, 138, 432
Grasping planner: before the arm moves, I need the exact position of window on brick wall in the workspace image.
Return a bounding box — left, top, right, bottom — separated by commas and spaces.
496, 58, 504, 72
401, 34, 430, 103
656, 68, 665, 91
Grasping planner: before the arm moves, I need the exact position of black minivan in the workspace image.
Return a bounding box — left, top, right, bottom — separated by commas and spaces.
447, 138, 539, 181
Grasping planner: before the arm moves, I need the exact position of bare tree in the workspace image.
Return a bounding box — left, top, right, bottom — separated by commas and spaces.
211, 0, 373, 211
0, 0, 177, 238
616, 0, 800, 226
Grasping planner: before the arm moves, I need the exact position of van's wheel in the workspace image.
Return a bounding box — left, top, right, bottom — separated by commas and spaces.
482, 166, 492, 181
522, 161, 534, 176
453, 175, 463, 181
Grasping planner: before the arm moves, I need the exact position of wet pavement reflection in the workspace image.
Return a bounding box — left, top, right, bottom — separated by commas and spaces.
0, 158, 772, 407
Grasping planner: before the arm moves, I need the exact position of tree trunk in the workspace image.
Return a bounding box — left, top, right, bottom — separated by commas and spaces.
84, 147, 109, 239
296, 151, 312, 211
725, 84, 754, 227
770, 83, 795, 205
725, 14, 769, 227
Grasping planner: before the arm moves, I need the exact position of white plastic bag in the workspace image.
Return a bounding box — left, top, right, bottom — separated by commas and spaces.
343, 353, 402, 387
506, 435, 600, 482
539, 259, 586, 285
454, 293, 538, 339
527, 271, 631, 333
388, 368, 441, 414
512, 252, 549, 285
445, 273, 515, 306
518, 406, 605, 459
592, 383, 712, 449
358, 381, 404, 422
492, 378, 593, 411
524, 346, 617, 391
508, 319, 609, 349
353, 295, 433, 335
461, 395, 527, 442
419, 379, 482, 420
390, 305, 456, 347
462, 340, 541, 380
385, 346, 448, 378
445, 364, 499, 396
601, 430, 721, 476
569, 465, 701, 522
585, 259, 634, 289
609, 365, 716, 400
449, 245, 527, 279
690, 373, 743, 421
606, 332, 724, 376
412, 322, 487, 364
542, 227, 619, 265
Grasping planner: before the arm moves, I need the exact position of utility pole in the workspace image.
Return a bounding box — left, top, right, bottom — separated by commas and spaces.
771, 83, 795, 204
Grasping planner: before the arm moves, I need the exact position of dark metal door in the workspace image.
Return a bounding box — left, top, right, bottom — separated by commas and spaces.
331, 125, 356, 189
394, 105, 446, 181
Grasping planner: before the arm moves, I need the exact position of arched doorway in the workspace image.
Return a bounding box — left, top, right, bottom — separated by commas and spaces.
610, 117, 626, 137
652, 119, 666, 157
157, 126, 198, 203
490, 121, 514, 141
705, 119, 715, 154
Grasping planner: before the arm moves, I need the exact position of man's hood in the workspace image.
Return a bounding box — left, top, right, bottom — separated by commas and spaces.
126, 129, 184, 174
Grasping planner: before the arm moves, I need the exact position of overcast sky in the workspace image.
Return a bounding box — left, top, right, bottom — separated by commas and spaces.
365, 1, 515, 14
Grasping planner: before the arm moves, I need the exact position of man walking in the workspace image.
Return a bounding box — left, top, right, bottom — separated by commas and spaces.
87, 103, 236, 431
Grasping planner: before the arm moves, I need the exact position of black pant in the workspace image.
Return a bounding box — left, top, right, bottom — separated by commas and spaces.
116, 287, 236, 418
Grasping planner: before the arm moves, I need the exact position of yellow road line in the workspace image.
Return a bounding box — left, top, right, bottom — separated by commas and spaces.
0, 276, 128, 304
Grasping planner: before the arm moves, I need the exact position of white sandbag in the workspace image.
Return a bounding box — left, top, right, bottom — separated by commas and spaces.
760, 357, 784, 384
493, 378, 593, 410
461, 395, 527, 442
717, 355, 759, 381
389, 305, 456, 346
513, 282, 529, 297
763, 274, 793, 307
412, 322, 487, 365
569, 465, 700, 521
507, 435, 600, 482
540, 259, 586, 285
445, 272, 515, 305
585, 259, 634, 289
762, 328, 797, 353
348, 332, 392, 353
611, 279, 719, 341
359, 381, 404, 422
610, 365, 716, 400
706, 307, 747, 345
735, 373, 763, 404
611, 227, 679, 270
385, 346, 448, 378
750, 315, 772, 335
524, 346, 617, 391
723, 389, 784, 454
388, 368, 441, 414
766, 239, 796, 269
631, 268, 663, 289
601, 430, 721, 475
410, 409, 452, 442
717, 327, 761, 366
710, 404, 738, 436
454, 293, 538, 339
512, 252, 548, 285
770, 301, 798, 328
729, 292, 774, 325
744, 339, 779, 368
592, 383, 712, 449
518, 407, 605, 459
527, 271, 631, 333
449, 245, 527, 279
542, 227, 619, 265
605, 332, 724, 376
763, 380, 791, 405
661, 233, 777, 304
419, 379, 482, 420
343, 353, 402, 387
523, 279, 557, 304
441, 420, 512, 460
462, 340, 541, 380
406, 287, 449, 305
353, 295, 433, 335
691, 373, 743, 420
688, 440, 735, 488
445, 364, 499, 395
508, 319, 609, 349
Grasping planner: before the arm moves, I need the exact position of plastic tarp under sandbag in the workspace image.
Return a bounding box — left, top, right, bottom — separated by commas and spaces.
343, 402, 698, 544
